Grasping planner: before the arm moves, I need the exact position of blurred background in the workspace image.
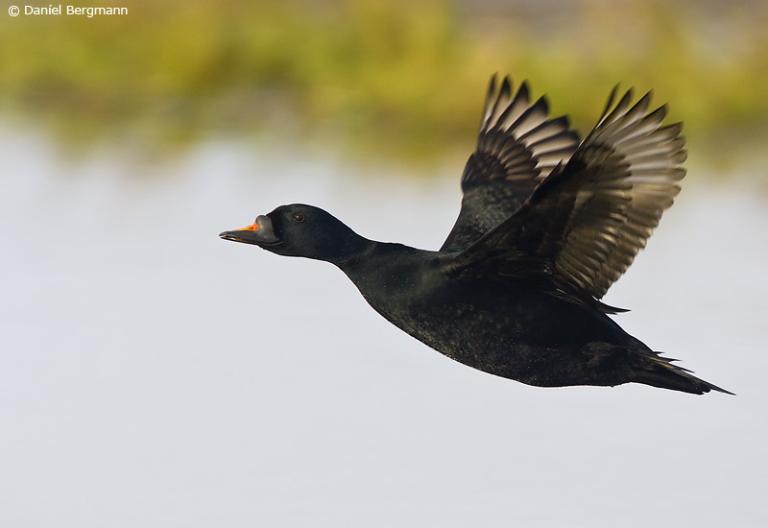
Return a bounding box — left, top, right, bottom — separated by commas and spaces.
1, 1, 767, 526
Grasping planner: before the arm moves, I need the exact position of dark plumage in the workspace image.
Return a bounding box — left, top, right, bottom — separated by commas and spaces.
220, 74, 731, 395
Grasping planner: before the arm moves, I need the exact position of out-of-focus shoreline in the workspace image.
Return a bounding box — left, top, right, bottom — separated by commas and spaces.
0, 0, 766, 169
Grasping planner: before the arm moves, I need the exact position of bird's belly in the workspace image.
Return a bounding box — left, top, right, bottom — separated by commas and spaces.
386, 303, 538, 376
368, 288, 629, 385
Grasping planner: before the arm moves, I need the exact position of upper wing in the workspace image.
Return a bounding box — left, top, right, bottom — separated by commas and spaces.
440, 74, 580, 252
449, 86, 686, 302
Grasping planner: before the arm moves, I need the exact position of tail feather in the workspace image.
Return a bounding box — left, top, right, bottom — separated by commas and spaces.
633, 351, 733, 395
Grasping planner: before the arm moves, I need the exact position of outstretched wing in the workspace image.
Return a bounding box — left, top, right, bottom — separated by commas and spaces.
449, 86, 686, 302
440, 74, 580, 252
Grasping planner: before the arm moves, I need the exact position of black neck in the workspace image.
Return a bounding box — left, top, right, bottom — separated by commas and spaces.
327, 234, 378, 269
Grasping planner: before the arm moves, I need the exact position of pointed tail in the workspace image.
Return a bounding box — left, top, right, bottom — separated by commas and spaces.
633, 351, 733, 395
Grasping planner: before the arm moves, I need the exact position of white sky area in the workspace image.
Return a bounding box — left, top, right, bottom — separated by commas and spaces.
1, 130, 766, 527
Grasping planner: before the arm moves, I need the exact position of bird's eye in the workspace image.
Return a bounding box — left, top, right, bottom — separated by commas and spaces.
292, 212, 305, 223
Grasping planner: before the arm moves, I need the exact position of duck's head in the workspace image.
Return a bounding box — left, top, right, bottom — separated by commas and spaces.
219, 204, 367, 263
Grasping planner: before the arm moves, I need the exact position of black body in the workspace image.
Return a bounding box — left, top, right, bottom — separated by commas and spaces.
221, 75, 730, 395
341, 244, 634, 389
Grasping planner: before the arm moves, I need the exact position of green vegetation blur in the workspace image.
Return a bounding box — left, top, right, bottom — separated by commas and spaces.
1, 0, 766, 167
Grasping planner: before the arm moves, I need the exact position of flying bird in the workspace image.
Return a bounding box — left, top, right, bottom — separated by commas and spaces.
220, 74, 730, 395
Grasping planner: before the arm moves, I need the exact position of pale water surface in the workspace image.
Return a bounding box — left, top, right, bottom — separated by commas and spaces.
1, 130, 767, 527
